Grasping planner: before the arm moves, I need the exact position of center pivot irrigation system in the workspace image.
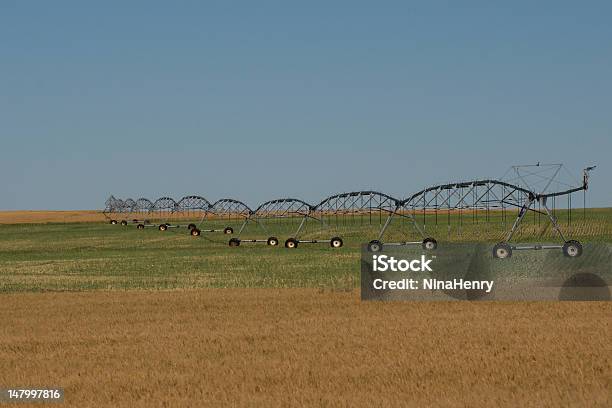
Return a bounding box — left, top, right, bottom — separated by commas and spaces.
154, 195, 238, 235
229, 191, 438, 249
228, 197, 342, 248
317, 191, 436, 253
103, 196, 146, 226
190, 198, 251, 237
103, 164, 596, 258
173, 195, 212, 233
103, 196, 126, 225
367, 164, 596, 258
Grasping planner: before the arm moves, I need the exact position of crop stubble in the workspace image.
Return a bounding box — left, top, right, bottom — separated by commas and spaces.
0, 289, 609, 407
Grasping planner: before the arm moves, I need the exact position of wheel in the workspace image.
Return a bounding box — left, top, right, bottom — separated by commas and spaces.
493, 242, 512, 259
191, 228, 201, 237
137, 224, 145, 230
120, 220, 128, 226
187, 223, 197, 230
159, 224, 167, 231
285, 238, 298, 249
367, 240, 382, 252
132, 219, 139, 223
330, 237, 343, 248
144, 219, 150, 224
229, 238, 241, 247
224, 227, 234, 235
110, 220, 118, 225
422, 237, 438, 250
267, 236, 279, 246
563, 240, 583, 258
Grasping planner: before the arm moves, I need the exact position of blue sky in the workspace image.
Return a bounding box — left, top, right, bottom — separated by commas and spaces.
1, 1, 610, 209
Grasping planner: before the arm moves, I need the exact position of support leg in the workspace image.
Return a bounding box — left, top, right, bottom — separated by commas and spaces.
504, 198, 534, 243
294, 215, 308, 239
540, 197, 566, 243
376, 209, 397, 241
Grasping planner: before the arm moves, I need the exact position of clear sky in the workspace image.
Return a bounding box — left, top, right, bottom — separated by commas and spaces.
1, 1, 611, 210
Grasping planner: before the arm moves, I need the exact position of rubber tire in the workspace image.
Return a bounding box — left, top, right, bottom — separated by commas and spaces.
191, 228, 201, 237
159, 224, 167, 231
493, 242, 512, 259
110, 220, 118, 225
120, 220, 128, 226
562, 240, 583, 258
137, 224, 145, 230
132, 219, 139, 224
285, 238, 298, 249
422, 237, 438, 250
229, 238, 241, 247
187, 223, 197, 230
368, 240, 383, 252
267, 237, 279, 246
224, 227, 234, 235
330, 237, 343, 248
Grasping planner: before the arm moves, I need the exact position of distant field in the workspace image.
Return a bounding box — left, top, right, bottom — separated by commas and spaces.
0, 289, 609, 407
0, 210, 106, 224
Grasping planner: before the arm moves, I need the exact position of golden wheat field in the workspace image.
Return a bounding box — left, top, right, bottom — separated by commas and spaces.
0, 289, 610, 407
0, 211, 106, 224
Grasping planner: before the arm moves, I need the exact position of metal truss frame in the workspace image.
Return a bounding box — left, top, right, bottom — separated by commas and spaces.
104, 195, 137, 225
103, 195, 121, 222
146, 197, 179, 231
186, 198, 250, 237
230, 198, 327, 248
368, 165, 595, 258
172, 195, 213, 234
308, 191, 427, 250
132, 198, 154, 227
104, 163, 594, 256
313, 191, 434, 252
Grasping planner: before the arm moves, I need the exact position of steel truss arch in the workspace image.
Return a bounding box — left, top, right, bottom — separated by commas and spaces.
253, 198, 313, 217
210, 198, 252, 217
232, 198, 324, 248
145, 197, 178, 231
135, 198, 153, 212
129, 197, 154, 227
401, 180, 534, 212
123, 199, 136, 212
176, 195, 211, 211
104, 196, 141, 225
151, 197, 178, 211
168, 195, 213, 233
313, 191, 432, 252
209, 198, 254, 219
104, 195, 120, 213
370, 165, 595, 257
314, 190, 401, 214
103, 195, 123, 221
187, 198, 254, 237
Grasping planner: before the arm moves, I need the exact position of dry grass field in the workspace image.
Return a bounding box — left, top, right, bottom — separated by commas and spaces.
0, 289, 610, 407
